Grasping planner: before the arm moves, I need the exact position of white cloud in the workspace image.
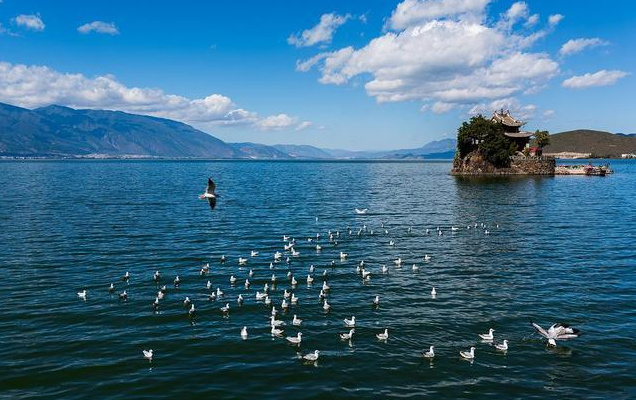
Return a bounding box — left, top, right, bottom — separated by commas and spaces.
78, 21, 119, 35
255, 114, 296, 130
13, 14, 45, 31
542, 109, 555, 118
388, 0, 491, 29
501, 2, 529, 28
432, 102, 456, 114
0, 61, 314, 132
559, 37, 608, 56
525, 14, 539, 27
548, 14, 563, 26
297, 1, 561, 114
295, 121, 313, 131
288, 13, 351, 47
469, 97, 536, 120
562, 70, 629, 89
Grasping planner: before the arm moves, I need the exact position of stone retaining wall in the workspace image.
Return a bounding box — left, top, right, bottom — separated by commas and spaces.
452, 152, 555, 175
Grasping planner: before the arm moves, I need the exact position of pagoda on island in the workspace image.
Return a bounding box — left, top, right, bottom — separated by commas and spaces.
491, 109, 533, 152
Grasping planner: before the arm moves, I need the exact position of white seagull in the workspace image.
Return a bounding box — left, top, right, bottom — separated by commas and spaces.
422, 346, 435, 359
302, 350, 320, 362
199, 177, 217, 209
495, 340, 509, 351
292, 315, 303, 326
355, 208, 368, 214
271, 325, 284, 336
376, 329, 389, 341
286, 332, 302, 345
339, 328, 355, 341
460, 347, 475, 360
77, 290, 87, 300
344, 316, 356, 327
479, 328, 495, 341
142, 349, 153, 362
531, 321, 581, 346
241, 326, 248, 340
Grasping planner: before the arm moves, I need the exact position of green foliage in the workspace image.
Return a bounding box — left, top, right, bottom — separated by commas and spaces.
456, 115, 514, 168
534, 130, 550, 148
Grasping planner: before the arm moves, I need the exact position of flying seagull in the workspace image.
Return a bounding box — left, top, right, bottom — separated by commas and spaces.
531, 321, 581, 346
199, 177, 217, 209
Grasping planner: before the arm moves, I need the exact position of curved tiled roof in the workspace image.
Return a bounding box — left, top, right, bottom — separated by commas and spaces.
492, 110, 525, 127
504, 131, 533, 138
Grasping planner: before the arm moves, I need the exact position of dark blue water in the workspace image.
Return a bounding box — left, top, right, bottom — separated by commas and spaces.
0, 160, 634, 399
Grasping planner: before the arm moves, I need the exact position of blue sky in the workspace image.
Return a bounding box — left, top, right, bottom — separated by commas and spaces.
0, 0, 633, 150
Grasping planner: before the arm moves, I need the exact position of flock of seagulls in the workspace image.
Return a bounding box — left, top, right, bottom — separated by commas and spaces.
76, 180, 581, 367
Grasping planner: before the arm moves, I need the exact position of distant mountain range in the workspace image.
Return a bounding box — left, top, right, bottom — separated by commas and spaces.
543, 130, 636, 157
0, 102, 456, 159
1, 102, 632, 159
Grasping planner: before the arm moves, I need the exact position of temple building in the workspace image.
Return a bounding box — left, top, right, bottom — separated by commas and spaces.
491, 109, 533, 152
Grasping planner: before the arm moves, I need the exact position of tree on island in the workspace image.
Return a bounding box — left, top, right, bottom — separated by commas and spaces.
455, 115, 516, 168
533, 130, 550, 149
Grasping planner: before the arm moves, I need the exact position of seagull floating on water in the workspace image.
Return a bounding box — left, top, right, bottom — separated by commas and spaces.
241, 326, 248, 340
271, 325, 284, 336
479, 328, 495, 341
531, 321, 581, 346
339, 328, 355, 341
302, 350, 320, 362
376, 328, 389, 341
142, 349, 153, 362
108, 283, 114, 293
431, 287, 437, 298
344, 316, 356, 327
250, 250, 259, 257
372, 295, 380, 307
355, 208, 368, 214
77, 290, 87, 300
199, 177, 217, 209
422, 346, 435, 359
286, 332, 302, 345
292, 315, 302, 326
495, 340, 509, 351
460, 347, 475, 360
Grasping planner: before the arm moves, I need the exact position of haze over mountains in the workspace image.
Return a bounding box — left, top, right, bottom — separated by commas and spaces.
0, 102, 455, 159
0, 102, 632, 159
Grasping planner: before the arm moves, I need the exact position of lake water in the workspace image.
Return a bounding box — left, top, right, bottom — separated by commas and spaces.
0, 160, 634, 399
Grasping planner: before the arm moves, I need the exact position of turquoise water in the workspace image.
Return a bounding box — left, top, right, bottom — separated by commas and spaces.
0, 160, 634, 399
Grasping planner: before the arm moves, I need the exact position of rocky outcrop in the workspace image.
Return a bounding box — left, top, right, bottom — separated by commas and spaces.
452, 151, 555, 175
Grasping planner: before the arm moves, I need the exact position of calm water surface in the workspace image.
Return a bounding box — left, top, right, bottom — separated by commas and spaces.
0, 160, 635, 399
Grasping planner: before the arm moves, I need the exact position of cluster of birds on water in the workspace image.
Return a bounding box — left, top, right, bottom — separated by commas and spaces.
75, 177, 581, 366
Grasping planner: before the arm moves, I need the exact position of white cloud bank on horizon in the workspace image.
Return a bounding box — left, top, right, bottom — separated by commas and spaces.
559, 37, 609, 56
562, 70, 629, 89
13, 14, 45, 31
296, 0, 562, 118
78, 21, 119, 35
0, 61, 310, 133
288, 13, 351, 47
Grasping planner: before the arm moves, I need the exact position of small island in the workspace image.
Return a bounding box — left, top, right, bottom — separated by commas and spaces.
452, 110, 555, 175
